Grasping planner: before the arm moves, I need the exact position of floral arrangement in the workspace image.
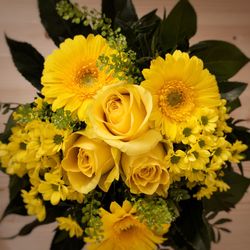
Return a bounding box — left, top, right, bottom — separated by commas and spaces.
0, 0, 249, 249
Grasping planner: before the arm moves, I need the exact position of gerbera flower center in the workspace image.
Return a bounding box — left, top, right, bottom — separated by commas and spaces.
114, 217, 137, 234
74, 62, 98, 87
167, 90, 183, 107
158, 80, 194, 122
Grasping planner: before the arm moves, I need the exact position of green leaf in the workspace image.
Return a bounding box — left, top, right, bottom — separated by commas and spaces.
0, 111, 16, 143
132, 10, 161, 58
167, 199, 211, 250
6, 205, 65, 239
203, 170, 250, 213
160, 0, 197, 52
102, 0, 138, 27
38, 0, 92, 46
213, 218, 232, 225
1, 174, 30, 221
219, 227, 231, 233
190, 40, 249, 81
227, 98, 241, 113
5, 36, 44, 91
218, 81, 247, 102
134, 9, 161, 34
50, 230, 84, 250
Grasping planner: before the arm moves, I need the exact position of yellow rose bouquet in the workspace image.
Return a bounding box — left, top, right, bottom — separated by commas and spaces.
0, 0, 249, 249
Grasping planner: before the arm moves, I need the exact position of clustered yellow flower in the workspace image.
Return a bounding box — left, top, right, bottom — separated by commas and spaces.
0, 34, 247, 250
56, 215, 84, 238
0, 119, 84, 221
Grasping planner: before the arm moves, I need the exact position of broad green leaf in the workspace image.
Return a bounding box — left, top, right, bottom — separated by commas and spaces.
133, 9, 161, 34
160, 0, 196, 52
102, 0, 138, 52
190, 40, 249, 81
133, 10, 161, 57
227, 98, 241, 113
1, 174, 30, 221
50, 230, 84, 250
38, 0, 92, 46
218, 81, 247, 102
166, 199, 211, 250
102, 0, 138, 27
5, 36, 44, 91
0, 111, 16, 143
203, 170, 250, 213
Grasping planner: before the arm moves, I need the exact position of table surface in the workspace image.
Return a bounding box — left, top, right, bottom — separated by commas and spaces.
0, 1, 249, 250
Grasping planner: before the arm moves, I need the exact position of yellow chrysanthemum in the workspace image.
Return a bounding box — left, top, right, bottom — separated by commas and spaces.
56, 215, 83, 238
41, 34, 119, 120
25, 120, 71, 160
21, 188, 46, 222
86, 200, 164, 250
38, 170, 68, 205
229, 140, 248, 163
141, 50, 220, 141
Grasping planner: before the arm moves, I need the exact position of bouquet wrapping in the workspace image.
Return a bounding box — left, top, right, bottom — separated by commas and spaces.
0, 0, 249, 249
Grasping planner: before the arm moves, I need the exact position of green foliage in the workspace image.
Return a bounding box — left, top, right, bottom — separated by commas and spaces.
203, 169, 250, 213
190, 40, 249, 81
134, 197, 178, 234
209, 217, 231, 243
1, 174, 29, 222
9, 205, 65, 239
5, 35, 44, 91
218, 81, 247, 102
56, 0, 84, 24
13, 102, 85, 132
15, 104, 37, 124
102, 0, 138, 29
166, 199, 211, 250
169, 188, 191, 202
0, 103, 18, 115
50, 230, 85, 250
160, 0, 197, 53
51, 108, 74, 130
226, 98, 241, 113
82, 191, 103, 241
0, 112, 16, 143
38, 0, 92, 46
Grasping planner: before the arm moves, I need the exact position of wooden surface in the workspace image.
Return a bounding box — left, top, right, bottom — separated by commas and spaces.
0, 0, 249, 249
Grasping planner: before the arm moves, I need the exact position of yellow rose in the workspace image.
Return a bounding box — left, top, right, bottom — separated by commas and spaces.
61, 131, 119, 194
88, 83, 162, 155
121, 143, 170, 196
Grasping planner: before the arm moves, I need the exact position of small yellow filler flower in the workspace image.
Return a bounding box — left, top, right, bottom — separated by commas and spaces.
56, 215, 83, 238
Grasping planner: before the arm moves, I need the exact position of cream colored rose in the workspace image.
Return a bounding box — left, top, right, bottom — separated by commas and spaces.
88, 83, 162, 155
61, 131, 119, 194
121, 143, 170, 196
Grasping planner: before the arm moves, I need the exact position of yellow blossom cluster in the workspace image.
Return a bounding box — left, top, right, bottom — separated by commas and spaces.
56, 215, 84, 238
0, 119, 84, 221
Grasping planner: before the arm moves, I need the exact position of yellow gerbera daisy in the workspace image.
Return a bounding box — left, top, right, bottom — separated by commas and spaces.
41, 34, 118, 120
86, 200, 164, 250
141, 50, 220, 141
